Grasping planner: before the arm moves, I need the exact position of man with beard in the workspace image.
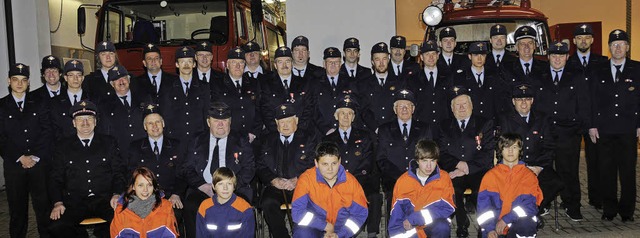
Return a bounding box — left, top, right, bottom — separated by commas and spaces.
340, 37, 372, 81
243, 41, 271, 80
388, 35, 419, 81
485, 24, 517, 82
84, 41, 118, 101
134, 43, 178, 103
33, 55, 65, 100
437, 27, 470, 74
291, 35, 323, 80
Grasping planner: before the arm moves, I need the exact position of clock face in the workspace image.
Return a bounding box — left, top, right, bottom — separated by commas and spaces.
422, 6, 443, 26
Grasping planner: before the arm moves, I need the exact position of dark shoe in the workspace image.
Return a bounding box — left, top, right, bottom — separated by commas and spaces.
536, 216, 545, 230
621, 216, 635, 223
601, 215, 614, 221
565, 209, 584, 221
456, 228, 469, 238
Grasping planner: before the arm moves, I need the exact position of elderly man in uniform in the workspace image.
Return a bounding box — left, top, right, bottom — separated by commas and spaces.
1, 63, 53, 238
567, 23, 608, 210
437, 86, 495, 238
497, 84, 563, 217
315, 47, 357, 135
591, 29, 640, 222
211, 47, 262, 143
505, 26, 549, 88
48, 100, 125, 238
243, 41, 271, 80
485, 24, 517, 81
388, 35, 419, 80
33, 55, 65, 100
160, 46, 210, 144
340, 37, 372, 80
261, 46, 315, 134
181, 101, 255, 238
257, 103, 318, 238
134, 43, 177, 102
323, 95, 381, 237
291, 35, 323, 80
377, 89, 433, 223
437, 27, 470, 74
84, 41, 118, 100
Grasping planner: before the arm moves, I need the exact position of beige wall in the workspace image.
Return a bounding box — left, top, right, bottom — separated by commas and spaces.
397, 0, 639, 60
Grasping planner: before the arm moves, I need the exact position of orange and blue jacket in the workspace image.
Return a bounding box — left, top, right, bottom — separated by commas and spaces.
196, 193, 255, 238
110, 195, 178, 238
292, 165, 369, 238
388, 161, 455, 238
477, 162, 543, 234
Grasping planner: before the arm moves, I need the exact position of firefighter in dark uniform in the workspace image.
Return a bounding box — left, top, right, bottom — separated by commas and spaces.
535, 41, 591, 221
291, 35, 323, 80
48, 100, 126, 238
497, 84, 564, 216
590, 30, 640, 222
388, 35, 420, 81
159, 46, 211, 144
0, 63, 53, 238
260, 46, 316, 134
83, 41, 118, 101
195, 41, 215, 85
243, 41, 271, 81
437, 27, 470, 74
340, 37, 373, 81
355, 42, 404, 132
323, 95, 381, 237
485, 24, 517, 83
567, 23, 608, 210
182, 101, 255, 238
504, 26, 549, 89
126, 103, 187, 236
453, 41, 509, 121
33, 55, 65, 100
133, 43, 178, 103
409, 40, 453, 126
437, 86, 495, 238
50, 60, 99, 140
100, 65, 152, 156
314, 47, 357, 135
257, 103, 317, 238
211, 47, 263, 143
376, 89, 434, 223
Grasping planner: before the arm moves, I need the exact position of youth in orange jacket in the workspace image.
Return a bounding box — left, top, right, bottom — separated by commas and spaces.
477, 134, 543, 238
110, 167, 178, 238
389, 140, 455, 238
291, 142, 368, 238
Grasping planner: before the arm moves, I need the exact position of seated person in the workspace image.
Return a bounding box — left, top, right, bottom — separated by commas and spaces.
291, 142, 368, 238
477, 133, 543, 238
388, 140, 455, 238
110, 167, 178, 237
196, 167, 255, 237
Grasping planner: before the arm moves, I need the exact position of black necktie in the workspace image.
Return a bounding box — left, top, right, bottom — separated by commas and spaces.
522, 116, 528, 123
397, 65, 401, 76
73, 94, 79, 105
235, 80, 242, 93
202, 73, 207, 82
295, 69, 303, 77
17, 101, 23, 112
283, 135, 290, 147
447, 58, 452, 66
350, 69, 355, 77
402, 123, 408, 141
429, 71, 435, 87
496, 54, 501, 67
51, 91, 58, 97
82, 139, 90, 148
379, 78, 385, 87
476, 72, 483, 87
614, 64, 622, 83
184, 82, 190, 96
330, 77, 336, 88
283, 79, 289, 91
211, 138, 219, 174
553, 70, 561, 85
120, 95, 130, 108
153, 141, 160, 158
152, 75, 158, 89
524, 63, 531, 75
250, 72, 257, 79
460, 119, 466, 131
343, 131, 348, 144
582, 56, 588, 68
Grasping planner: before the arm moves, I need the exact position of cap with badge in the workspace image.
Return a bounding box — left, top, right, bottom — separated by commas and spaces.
108, 65, 129, 82
490, 24, 507, 37
292, 35, 309, 49
195, 41, 212, 52
41, 55, 62, 72
143, 43, 161, 55
439, 27, 457, 40
449, 85, 470, 101
96, 41, 116, 53
608, 29, 629, 44
394, 89, 416, 104
175, 46, 196, 59
64, 60, 85, 74
512, 84, 535, 98
336, 95, 358, 111
468, 42, 489, 54
549, 41, 569, 54
323, 47, 341, 59
371, 42, 389, 55
343, 37, 360, 50
514, 26, 537, 41
9, 63, 30, 78
70, 100, 98, 117
142, 103, 161, 118
420, 40, 438, 53
574, 24, 593, 36
275, 46, 292, 59
242, 41, 261, 53
208, 101, 232, 119
228, 47, 245, 60
275, 103, 296, 120
390, 36, 407, 49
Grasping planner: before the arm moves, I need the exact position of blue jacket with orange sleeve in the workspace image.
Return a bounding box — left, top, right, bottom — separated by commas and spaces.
477, 161, 543, 236
196, 193, 255, 238
388, 161, 455, 238
291, 165, 369, 238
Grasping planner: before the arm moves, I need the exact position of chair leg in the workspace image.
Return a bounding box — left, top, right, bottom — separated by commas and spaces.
554, 197, 559, 231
